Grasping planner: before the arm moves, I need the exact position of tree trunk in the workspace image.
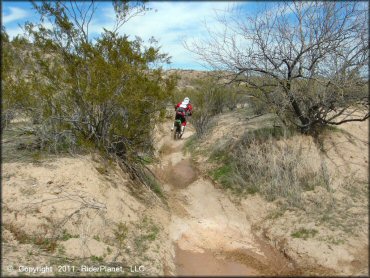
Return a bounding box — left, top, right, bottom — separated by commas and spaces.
286, 81, 310, 132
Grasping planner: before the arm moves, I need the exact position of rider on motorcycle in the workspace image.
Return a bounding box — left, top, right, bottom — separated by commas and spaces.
171, 97, 193, 136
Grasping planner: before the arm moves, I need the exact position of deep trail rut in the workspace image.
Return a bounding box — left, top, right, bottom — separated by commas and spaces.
153, 122, 298, 276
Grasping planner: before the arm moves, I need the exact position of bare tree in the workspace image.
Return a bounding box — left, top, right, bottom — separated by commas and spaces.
186, 1, 369, 133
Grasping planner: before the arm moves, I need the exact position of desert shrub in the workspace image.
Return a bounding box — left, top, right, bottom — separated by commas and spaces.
1, 29, 35, 130
291, 228, 318, 240
133, 216, 160, 253
224, 86, 240, 111
191, 108, 214, 139
210, 127, 329, 208
233, 137, 329, 207
7, 3, 176, 159
239, 126, 296, 146
114, 222, 129, 248
24, 30, 175, 157
2, 3, 173, 196
172, 86, 197, 104
194, 78, 240, 115
248, 96, 271, 116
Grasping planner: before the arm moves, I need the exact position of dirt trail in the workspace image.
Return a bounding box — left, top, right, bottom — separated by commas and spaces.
153, 122, 298, 276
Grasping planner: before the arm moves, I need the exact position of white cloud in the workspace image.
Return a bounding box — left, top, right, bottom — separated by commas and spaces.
90, 2, 233, 38
2, 2, 244, 69
3, 7, 29, 24
88, 2, 242, 69
5, 21, 54, 40
120, 2, 238, 41
5, 25, 24, 38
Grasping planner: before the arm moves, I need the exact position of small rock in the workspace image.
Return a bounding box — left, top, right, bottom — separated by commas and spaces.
47, 181, 53, 184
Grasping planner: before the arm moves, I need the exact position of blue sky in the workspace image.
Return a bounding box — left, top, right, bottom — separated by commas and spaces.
3, 1, 368, 70
2, 1, 256, 70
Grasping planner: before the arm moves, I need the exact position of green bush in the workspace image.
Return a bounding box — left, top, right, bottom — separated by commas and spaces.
2, 3, 176, 194
3, 3, 176, 159
291, 228, 318, 240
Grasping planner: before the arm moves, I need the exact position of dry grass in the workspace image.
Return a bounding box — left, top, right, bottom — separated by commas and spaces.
235, 139, 329, 207
206, 122, 368, 246
209, 127, 330, 208
3, 223, 30, 244
3, 222, 58, 252
192, 110, 215, 139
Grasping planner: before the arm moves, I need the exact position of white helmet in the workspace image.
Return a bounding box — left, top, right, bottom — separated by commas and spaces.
183, 97, 190, 104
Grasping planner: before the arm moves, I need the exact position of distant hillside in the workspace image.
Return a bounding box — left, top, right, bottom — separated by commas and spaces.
164, 69, 212, 89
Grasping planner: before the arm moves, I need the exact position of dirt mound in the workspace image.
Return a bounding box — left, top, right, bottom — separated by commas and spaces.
162, 159, 198, 189
196, 111, 369, 275
3, 110, 367, 276
2, 154, 172, 276
152, 120, 300, 276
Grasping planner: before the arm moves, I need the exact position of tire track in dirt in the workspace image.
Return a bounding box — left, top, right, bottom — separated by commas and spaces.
153, 121, 298, 276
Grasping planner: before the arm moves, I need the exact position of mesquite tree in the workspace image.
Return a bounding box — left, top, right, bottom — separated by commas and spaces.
1, 28, 35, 129
187, 1, 369, 133
1, 1, 176, 190
17, 0, 175, 158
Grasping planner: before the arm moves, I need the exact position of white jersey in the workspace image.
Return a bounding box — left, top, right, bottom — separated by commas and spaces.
180, 102, 188, 109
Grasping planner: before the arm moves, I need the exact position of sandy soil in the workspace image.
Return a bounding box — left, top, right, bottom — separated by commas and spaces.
2, 151, 171, 276
2, 110, 367, 276
152, 120, 299, 276
188, 110, 368, 276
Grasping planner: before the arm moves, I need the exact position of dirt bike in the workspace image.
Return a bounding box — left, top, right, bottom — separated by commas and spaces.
173, 119, 182, 140
173, 110, 191, 140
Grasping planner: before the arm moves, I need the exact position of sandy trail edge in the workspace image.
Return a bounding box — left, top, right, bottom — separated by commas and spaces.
152, 121, 299, 276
